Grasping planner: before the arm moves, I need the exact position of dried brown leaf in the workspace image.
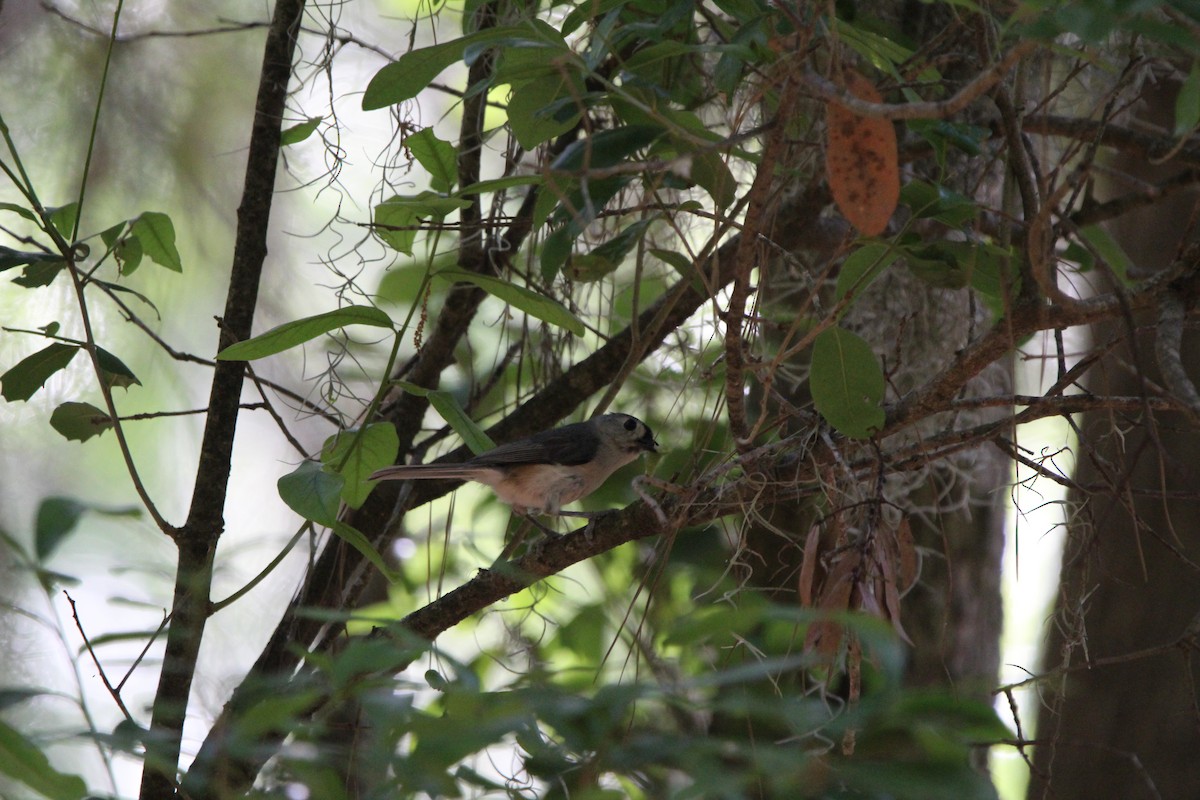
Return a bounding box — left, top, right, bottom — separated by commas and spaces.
805, 550, 861, 659
825, 69, 899, 236
799, 524, 822, 607
896, 517, 918, 592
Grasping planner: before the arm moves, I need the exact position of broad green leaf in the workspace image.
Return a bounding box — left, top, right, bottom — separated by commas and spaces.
1076, 224, 1133, 282
47, 203, 79, 241
35, 496, 140, 562
567, 217, 657, 281
0, 246, 61, 272
811, 327, 885, 439
363, 22, 564, 110
835, 242, 899, 301
278, 460, 344, 527
331, 521, 401, 583
687, 149, 736, 209
551, 125, 662, 171
900, 239, 1019, 318
131, 211, 182, 272
507, 75, 584, 150
99, 220, 126, 248
12, 260, 65, 287
35, 497, 87, 562
408, 128, 459, 193
649, 247, 705, 292
96, 347, 141, 390
216, 305, 393, 361
540, 225, 574, 282
458, 175, 543, 195
560, 0, 629, 36
281, 116, 323, 146
50, 401, 113, 442
364, 40, 468, 110
393, 381, 496, 454
492, 46, 561, 85
899, 180, 978, 226
436, 269, 585, 336
116, 233, 144, 275
1, 343, 78, 402
373, 200, 419, 255
321, 423, 401, 509
374, 193, 473, 255
0, 718, 87, 800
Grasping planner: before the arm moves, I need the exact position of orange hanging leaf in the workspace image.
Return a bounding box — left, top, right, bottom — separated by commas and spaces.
824, 69, 900, 236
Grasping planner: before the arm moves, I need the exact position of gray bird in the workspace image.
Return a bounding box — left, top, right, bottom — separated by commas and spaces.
369, 413, 658, 516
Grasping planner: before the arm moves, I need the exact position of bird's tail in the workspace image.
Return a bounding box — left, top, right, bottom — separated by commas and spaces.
369, 463, 476, 482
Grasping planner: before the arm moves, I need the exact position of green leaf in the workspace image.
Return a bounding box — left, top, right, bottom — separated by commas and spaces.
899, 180, 978, 226
649, 247, 704, 292
507, 75, 584, 150
540, 225, 574, 281
566, 217, 656, 281
393, 381, 496, 454
835, 242, 899, 301
458, 175, 543, 196
216, 305, 393, 361
1076, 224, 1133, 282
281, 116, 323, 146
278, 460, 344, 527
0, 246, 61, 272
435, 269, 586, 336
374, 193, 473, 255
551, 125, 662, 172
321, 423, 401, 509
116, 234, 144, 275
47, 203, 79, 241
97, 347, 141, 390
35, 496, 140, 562
35, 497, 86, 562
49, 401, 114, 442
1, 343, 78, 402
12, 260, 66, 287
1176, 62, 1200, 136
363, 22, 564, 110
330, 521, 401, 583
687, 149, 737, 210
130, 211, 182, 272
811, 327, 885, 439
0, 202, 37, 221
0, 718, 87, 800
407, 128, 459, 193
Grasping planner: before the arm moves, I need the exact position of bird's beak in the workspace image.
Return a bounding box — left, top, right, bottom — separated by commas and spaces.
640, 430, 659, 453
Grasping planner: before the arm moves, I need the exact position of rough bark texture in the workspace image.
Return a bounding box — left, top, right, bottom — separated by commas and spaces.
1030, 82, 1200, 799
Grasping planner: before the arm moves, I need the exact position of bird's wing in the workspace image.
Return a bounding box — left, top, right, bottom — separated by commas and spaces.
470, 422, 600, 467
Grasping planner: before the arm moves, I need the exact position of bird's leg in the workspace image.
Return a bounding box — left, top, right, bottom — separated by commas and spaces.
523, 512, 562, 538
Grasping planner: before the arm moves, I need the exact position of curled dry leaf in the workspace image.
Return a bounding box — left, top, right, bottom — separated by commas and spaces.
804, 548, 861, 660
824, 68, 900, 236
895, 517, 918, 592
799, 524, 822, 607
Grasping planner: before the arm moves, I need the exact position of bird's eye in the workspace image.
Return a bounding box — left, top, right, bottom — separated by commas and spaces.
624, 418, 637, 431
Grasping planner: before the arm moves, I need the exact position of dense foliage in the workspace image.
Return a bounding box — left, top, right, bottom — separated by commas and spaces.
3, 0, 1200, 798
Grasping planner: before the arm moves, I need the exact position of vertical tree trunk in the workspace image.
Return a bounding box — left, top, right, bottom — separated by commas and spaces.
1030, 80, 1200, 799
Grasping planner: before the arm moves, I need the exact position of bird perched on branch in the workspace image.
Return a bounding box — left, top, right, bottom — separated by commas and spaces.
369, 413, 658, 517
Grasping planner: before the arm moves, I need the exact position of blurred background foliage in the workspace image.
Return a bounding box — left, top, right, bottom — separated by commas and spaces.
3, 0, 1200, 798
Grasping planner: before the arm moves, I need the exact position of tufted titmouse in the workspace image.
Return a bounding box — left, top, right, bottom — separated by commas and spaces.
369, 413, 658, 516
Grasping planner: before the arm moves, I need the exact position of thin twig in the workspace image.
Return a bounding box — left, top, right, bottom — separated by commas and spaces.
64, 591, 135, 724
